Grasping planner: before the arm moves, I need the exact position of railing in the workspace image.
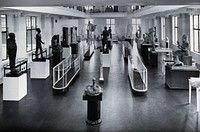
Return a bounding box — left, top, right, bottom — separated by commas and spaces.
53, 55, 80, 90
128, 55, 148, 93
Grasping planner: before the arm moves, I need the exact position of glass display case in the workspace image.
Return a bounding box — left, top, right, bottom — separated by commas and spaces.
53, 55, 80, 91
128, 55, 148, 94
122, 41, 132, 59
4, 58, 28, 77
83, 40, 94, 60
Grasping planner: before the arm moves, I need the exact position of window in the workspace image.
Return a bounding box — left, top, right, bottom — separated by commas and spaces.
192, 15, 200, 52
26, 16, 37, 52
106, 19, 115, 34
172, 16, 178, 44
1, 14, 8, 60
161, 17, 165, 40
132, 18, 141, 37
85, 19, 93, 34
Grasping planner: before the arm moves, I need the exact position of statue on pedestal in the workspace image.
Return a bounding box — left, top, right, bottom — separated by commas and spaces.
35, 28, 45, 59
7, 33, 17, 74
72, 26, 77, 43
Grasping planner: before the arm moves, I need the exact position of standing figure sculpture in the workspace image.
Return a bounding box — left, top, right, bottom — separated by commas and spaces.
126, 22, 133, 38
72, 26, 77, 43
7, 33, 17, 74
101, 26, 109, 52
35, 28, 45, 59
87, 21, 92, 39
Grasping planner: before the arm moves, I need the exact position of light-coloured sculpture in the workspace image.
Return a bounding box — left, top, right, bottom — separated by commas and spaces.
126, 22, 133, 38
72, 26, 77, 42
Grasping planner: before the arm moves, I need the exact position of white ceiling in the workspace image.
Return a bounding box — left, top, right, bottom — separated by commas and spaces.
1, 0, 200, 7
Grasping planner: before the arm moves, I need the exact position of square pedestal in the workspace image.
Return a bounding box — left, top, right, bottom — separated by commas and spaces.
3, 73, 27, 101
31, 60, 50, 79
102, 53, 111, 67
63, 47, 71, 59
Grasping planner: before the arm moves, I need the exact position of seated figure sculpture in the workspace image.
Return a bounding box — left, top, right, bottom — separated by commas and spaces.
174, 34, 190, 61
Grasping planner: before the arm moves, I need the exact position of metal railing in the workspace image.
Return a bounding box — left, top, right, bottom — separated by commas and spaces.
53, 55, 80, 90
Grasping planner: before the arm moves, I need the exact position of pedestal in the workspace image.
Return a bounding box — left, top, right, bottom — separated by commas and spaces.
31, 60, 50, 79
63, 47, 71, 59
148, 49, 158, 66
3, 73, 27, 101
83, 92, 102, 125
53, 51, 63, 67
102, 52, 111, 67
71, 42, 78, 54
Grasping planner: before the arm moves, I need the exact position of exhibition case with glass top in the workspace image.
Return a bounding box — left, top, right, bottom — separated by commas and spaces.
128, 55, 148, 94
53, 55, 80, 91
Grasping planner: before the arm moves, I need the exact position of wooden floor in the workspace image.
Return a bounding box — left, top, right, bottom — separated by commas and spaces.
0, 41, 199, 132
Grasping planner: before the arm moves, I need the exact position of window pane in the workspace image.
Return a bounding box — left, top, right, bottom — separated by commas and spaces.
132, 19, 136, 24
106, 19, 110, 24
194, 30, 198, 52
136, 19, 141, 24
32, 30, 36, 50
194, 15, 198, 29
111, 19, 115, 24
111, 25, 115, 34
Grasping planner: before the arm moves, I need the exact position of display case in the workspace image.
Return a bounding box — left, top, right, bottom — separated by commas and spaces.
84, 40, 94, 60
53, 55, 80, 91
4, 58, 28, 77
122, 41, 132, 59
128, 55, 148, 94
32, 48, 47, 61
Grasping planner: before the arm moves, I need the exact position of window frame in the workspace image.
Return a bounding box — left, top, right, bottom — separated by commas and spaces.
172, 16, 178, 45
192, 15, 200, 52
106, 19, 115, 34
132, 18, 141, 37
1, 14, 8, 61
26, 16, 37, 52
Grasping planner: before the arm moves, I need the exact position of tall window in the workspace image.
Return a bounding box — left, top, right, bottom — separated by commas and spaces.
85, 19, 93, 34
132, 18, 141, 37
161, 17, 165, 41
172, 16, 178, 44
26, 16, 37, 52
192, 15, 200, 52
106, 19, 115, 34
1, 14, 8, 60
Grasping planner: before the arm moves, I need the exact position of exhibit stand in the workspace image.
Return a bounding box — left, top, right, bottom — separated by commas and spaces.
83, 79, 103, 125
122, 41, 132, 59
3, 58, 28, 101
71, 42, 78, 55
31, 60, 50, 79
101, 51, 111, 67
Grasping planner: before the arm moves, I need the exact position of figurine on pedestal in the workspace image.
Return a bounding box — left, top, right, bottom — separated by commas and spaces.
165, 37, 169, 48
136, 25, 142, 39
101, 26, 109, 53
35, 28, 45, 59
7, 33, 17, 75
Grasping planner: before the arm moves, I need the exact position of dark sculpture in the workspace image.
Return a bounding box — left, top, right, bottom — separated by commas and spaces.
35, 28, 45, 59
52, 35, 63, 53
101, 26, 109, 52
61, 27, 69, 47
7, 33, 17, 74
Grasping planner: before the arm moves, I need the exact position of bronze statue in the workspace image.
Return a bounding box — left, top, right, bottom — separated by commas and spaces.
35, 28, 45, 59
7, 33, 17, 74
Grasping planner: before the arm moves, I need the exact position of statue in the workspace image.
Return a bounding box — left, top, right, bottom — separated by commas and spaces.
35, 28, 45, 59
174, 34, 190, 60
7, 33, 17, 74
165, 37, 169, 48
87, 21, 97, 39
52, 35, 63, 53
72, 26, 77, 43
101, 26, 109, 52
136, 25, 142, 38
126, 22, 133, 38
